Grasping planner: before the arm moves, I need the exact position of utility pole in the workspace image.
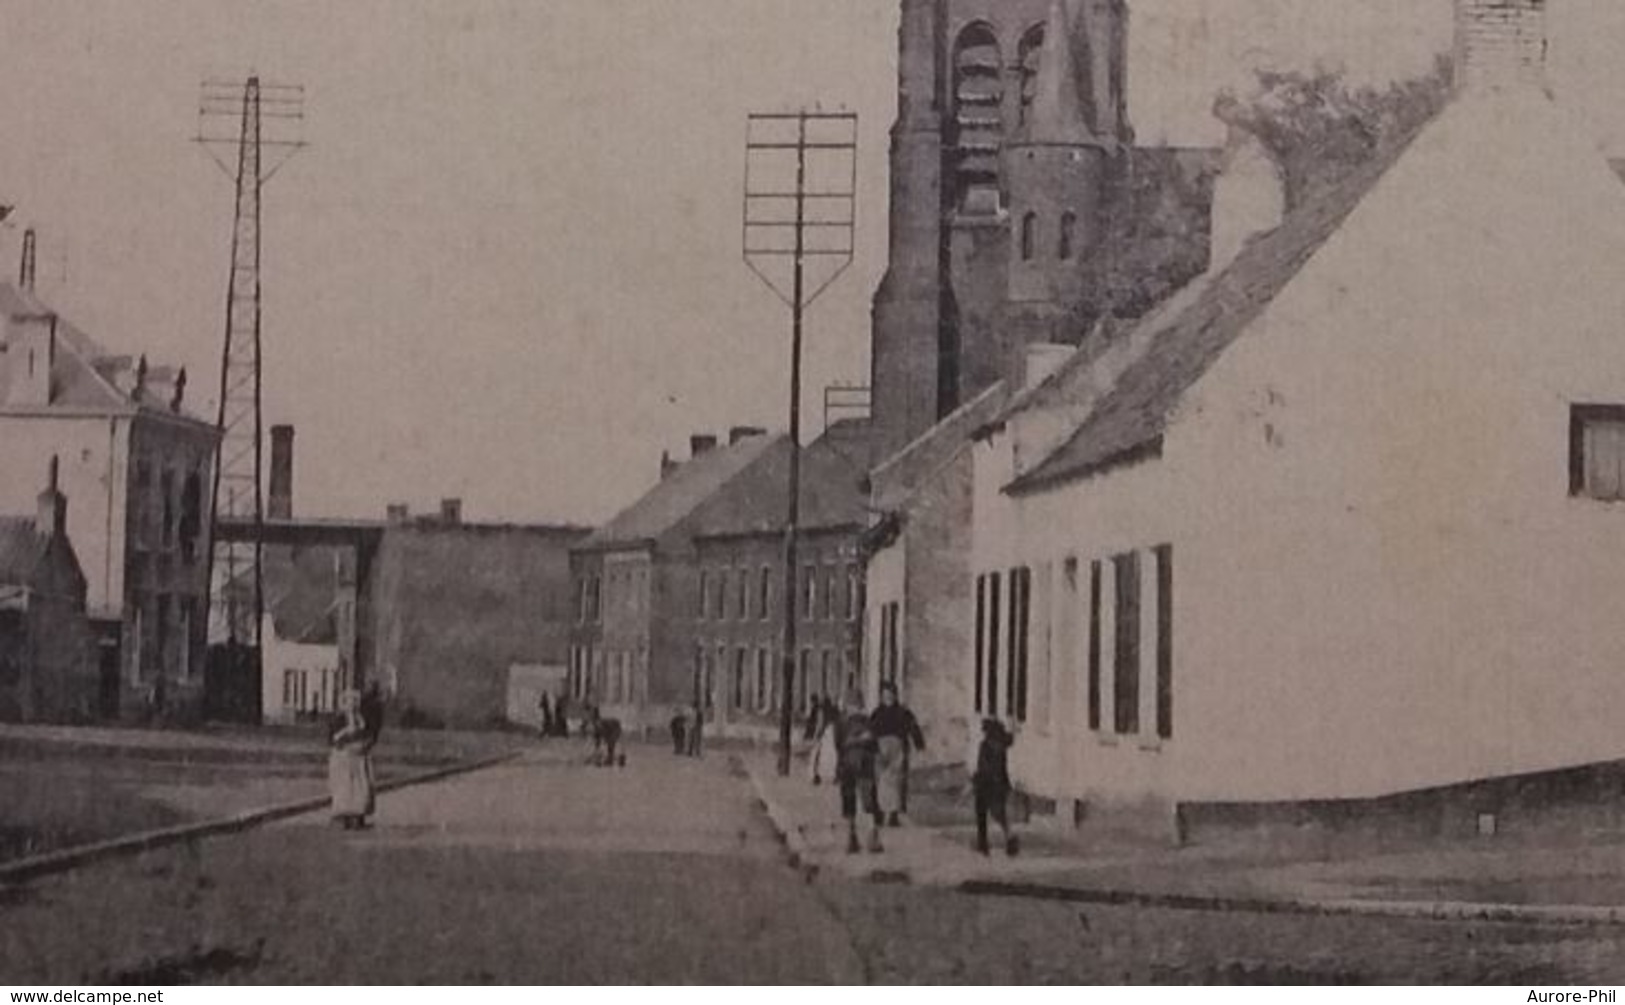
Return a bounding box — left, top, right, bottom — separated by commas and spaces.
195, 77, 306, 664
743, 109, 858, 775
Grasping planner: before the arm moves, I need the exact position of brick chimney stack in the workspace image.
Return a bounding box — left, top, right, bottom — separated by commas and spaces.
1456, 0, 1549, 92
660, 450, 679, 480
689, 434, 718, 459
729, 426, 766, 445
268, 425, 294, 520
440, 498, 462, 525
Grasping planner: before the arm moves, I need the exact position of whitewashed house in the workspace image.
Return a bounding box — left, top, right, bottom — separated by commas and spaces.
970, 0, 1625, 821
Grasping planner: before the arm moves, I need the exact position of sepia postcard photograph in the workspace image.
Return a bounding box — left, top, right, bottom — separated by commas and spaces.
2, 0, 1625, 989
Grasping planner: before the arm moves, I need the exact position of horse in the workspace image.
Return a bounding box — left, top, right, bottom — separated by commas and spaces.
583, 705, 626, 768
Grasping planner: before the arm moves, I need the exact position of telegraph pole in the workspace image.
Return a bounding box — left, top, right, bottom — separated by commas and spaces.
743, 109, 857, 775
195, 77, 306, 668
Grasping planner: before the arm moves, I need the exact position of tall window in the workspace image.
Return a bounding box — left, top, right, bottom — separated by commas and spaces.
180, 471, 202, 562
798, 648, 813, 712
845, 564, 861, 621
692, 646, 705, 708
820, 649, 834, 701
1020, 212, 1038, 262
160, 471, 176, 549
879, 602, 901, 686
1018, 24, 1045, 126
802, 564, 817, 620
156, 594, 171, 677
1571, 404, 1625, 500
736, 567, 749, 620
732, 648, 747, 711
1087, 560, 1102, 731
179, 600, 194, 681
134, 461, 154, 549
824, 566, 838, 620
1059, 211, 1077, 260
697, 570, 709, 620
951, 23, 1004, 211
714, 569, 728, 621
1155, 545, 1174, 740
758, 566, 771, 620
1113, 552, 1141, 735
984, 572, 1003, 716
1006, 567, 1031, 723
974, 576, 987, 712
756, 648, 772, 713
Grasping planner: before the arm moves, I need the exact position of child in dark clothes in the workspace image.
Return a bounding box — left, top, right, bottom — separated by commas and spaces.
973, 718, 1018, 857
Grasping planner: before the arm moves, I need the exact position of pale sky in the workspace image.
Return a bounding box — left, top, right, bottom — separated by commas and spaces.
1, 1, 1622, 524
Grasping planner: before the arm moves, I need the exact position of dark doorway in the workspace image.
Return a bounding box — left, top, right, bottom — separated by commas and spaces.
97, 642, 121, 719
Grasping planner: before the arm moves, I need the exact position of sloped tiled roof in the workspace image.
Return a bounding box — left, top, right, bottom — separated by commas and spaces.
1008, 126, 1423, 495
580, 433, 783, 550
688, 419, 876, 540
0, 517, 47, 587
871, 383, 1009, 512
0, 284, 211, 424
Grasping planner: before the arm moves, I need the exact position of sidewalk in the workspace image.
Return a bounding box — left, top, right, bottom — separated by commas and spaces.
745, 755, 1625, 925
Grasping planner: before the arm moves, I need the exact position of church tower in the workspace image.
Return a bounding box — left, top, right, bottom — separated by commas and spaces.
870, 0, 949, 464
870, 0, 1126, 460
996, 0, 1129, 385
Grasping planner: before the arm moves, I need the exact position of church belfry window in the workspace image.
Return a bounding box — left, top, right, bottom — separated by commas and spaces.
1020, 212, 1038, 262
1017, 25, 1045, 127
951, 23, 1004, 213
1059, 211, 1077, 260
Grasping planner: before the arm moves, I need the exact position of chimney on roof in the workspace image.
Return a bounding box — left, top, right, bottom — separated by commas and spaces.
386, 503, 410, 525
170, 367, 187, 413
660, 449, 679, 481
690, 434, 718, 459
18, 228, 36, 292
5, 311, 56, 407
36, 455, 66, 539
440, 498, 462, 526
729, 425, 767, 445
1456, 0, 1549, 93
1023, 344, 1073, 391
268, 425, 294, 520
132, 355, 148, 402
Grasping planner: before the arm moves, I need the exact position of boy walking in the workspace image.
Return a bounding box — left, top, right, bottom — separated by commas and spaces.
973, 718, 1018, 857
835, 691, 883, 854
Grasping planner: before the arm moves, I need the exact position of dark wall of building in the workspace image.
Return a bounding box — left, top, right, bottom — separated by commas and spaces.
0, 538, 93, 724
123, 415, 215, 723
371, 523, 585, 728
691, 529, 864, 736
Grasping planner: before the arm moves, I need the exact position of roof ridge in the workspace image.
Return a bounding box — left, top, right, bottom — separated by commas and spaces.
1005, 108, 1436, 496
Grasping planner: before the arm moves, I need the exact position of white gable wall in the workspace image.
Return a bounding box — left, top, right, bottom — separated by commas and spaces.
1167, 88, 1625, 800
981, 88, 1625, 807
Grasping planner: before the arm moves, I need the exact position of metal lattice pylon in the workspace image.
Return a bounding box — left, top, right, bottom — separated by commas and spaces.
196, 76, 306, 646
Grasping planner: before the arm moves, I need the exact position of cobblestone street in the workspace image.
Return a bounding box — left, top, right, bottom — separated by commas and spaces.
1, 744, 1621, 984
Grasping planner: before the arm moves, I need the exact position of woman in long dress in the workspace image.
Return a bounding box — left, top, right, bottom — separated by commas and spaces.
809, 696, 840, 785
871, 682, 925, 826
329, 690, 376, 831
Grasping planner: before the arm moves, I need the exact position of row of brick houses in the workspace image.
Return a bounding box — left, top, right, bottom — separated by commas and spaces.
0, 282, 218, 723
859, 0, 1625, 835
569, 421, 872, 738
